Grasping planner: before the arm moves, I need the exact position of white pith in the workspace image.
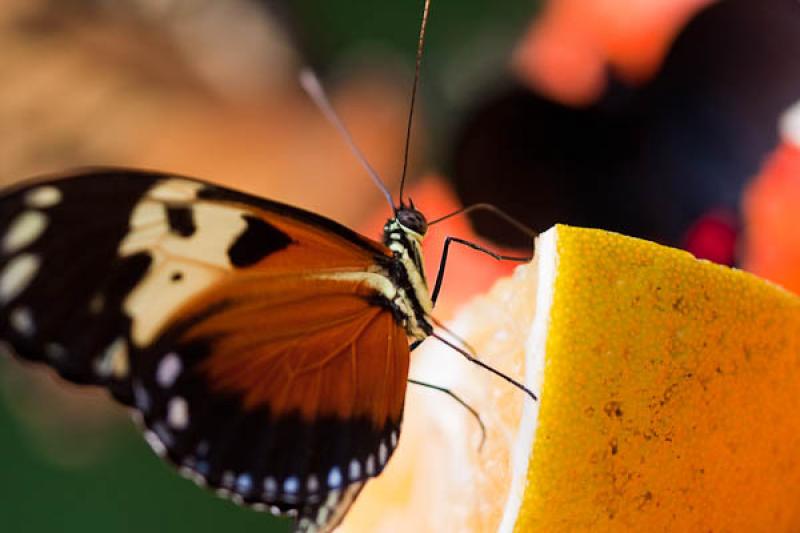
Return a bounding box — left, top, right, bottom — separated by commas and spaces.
498, 226, 557, 532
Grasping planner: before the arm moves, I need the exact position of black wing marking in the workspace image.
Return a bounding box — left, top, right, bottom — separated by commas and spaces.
0, 172, 159, 402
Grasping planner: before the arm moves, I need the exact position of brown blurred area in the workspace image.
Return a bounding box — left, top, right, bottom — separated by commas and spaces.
0, 0, 420, 228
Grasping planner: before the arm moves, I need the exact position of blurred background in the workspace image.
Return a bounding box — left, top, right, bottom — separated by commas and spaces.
1, 0, 800, 531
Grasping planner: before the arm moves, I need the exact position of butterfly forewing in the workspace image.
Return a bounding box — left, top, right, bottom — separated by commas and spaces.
0, 170, 410, 531
0, 174, 160, 401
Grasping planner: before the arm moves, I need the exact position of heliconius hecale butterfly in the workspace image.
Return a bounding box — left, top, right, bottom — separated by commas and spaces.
0, 2, 537, 532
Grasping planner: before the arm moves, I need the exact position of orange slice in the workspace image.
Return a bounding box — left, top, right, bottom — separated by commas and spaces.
340, 224, 800, 531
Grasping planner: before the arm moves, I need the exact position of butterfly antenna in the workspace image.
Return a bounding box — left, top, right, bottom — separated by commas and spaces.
429, 203, 537, 238
398, 0, 432, 206
299, 68, 395, 211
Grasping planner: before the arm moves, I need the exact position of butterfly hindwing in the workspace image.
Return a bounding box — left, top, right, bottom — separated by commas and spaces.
0, 169, 411, 532
136, 276, 408, 529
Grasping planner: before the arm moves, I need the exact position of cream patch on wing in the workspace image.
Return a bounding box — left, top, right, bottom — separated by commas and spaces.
148, 179, 204, 203
25, 186, 62, 209
0, 253, 40, 304
119, 179, 248, 347
3, 211, 47, 254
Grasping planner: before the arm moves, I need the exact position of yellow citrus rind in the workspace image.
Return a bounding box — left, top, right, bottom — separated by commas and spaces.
510, 225, 800, 531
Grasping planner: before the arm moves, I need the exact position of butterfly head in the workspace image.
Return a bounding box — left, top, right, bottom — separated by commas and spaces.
394, 200, 428, 237
384, 199, 434, 321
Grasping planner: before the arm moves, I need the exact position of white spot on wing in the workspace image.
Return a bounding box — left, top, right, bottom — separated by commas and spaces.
9, 306, 34, 336
379, 440, 388, 465
192, 473, 206, 487
348, 459, 361, 480
25, 186, 61, 208
283, 476, 299, 494
167, 396, 189, 430
152, 422, 174, 447
236, 473, 253, 494
264, 477, 278, 496
307, 474, 319, 493
365, 454, 375, 476
0, 253, 39, 304
156, 352, 182, 388
3, 211, 46, 254
133, 381, 151, 412
327, 466, 342, 488
144, 429, 166, 456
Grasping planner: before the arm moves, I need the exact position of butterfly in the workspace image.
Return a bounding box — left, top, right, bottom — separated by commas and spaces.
0, 2, 536, 532
0, 168, 433, 531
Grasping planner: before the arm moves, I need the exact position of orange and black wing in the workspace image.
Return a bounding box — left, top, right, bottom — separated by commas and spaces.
0, 169, 410, 532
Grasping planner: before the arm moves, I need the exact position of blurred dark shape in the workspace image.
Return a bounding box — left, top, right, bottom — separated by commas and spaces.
450, 0, 800, 265
449, 81, 648, 240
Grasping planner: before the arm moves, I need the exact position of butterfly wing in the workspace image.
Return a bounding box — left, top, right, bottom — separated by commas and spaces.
0, 170, 410, 532
0, 173, 160, 401
139, 274, 408, 530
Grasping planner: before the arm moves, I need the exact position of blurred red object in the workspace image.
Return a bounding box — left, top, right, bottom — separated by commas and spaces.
513, 0, 715, 105
743, 102, 800, 293
683, 209, 738, 266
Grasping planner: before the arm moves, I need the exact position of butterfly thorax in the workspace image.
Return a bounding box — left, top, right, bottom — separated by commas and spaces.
380, 208, 433, 341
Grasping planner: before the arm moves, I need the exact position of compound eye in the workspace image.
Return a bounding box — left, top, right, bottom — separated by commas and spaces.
397, 208, 428, 235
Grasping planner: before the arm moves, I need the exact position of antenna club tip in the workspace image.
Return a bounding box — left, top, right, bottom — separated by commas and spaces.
298, 67, 320, 91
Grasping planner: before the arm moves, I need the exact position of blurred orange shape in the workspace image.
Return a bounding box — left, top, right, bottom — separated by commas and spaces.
514, 0, 716, 105
744, 101, 800, 294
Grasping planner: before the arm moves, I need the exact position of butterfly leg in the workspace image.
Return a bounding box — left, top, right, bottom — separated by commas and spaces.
408, 378, 486, 450
431, 236, 530, 306
430, 330, 537, 402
